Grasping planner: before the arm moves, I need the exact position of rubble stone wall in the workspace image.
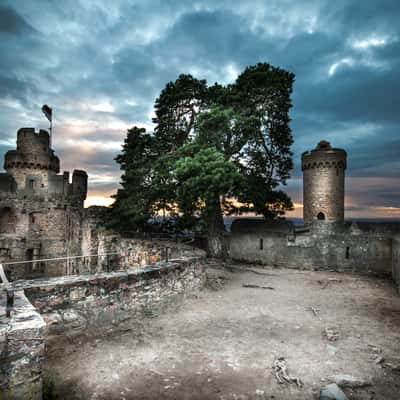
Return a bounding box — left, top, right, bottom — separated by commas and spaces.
80, 228, 204, 274
21, 257, 206, 346
1, 258, 205, 398
0, 291, 46, 400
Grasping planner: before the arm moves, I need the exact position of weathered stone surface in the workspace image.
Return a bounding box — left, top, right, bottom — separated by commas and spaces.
15, 257, 206, 345
302, 141, 346, 225
330, 374, 372, 388
230, 219, 399, 276
0, 128, 87, 280
0, 290, 46, 400
1, 257, 205, 399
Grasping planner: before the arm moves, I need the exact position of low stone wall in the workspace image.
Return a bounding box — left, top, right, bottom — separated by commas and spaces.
17, 257, 206, 346
1, 257, 205, 398
392, 235, 400, 293
79, 229, 204, 274
0, 291, 46, 400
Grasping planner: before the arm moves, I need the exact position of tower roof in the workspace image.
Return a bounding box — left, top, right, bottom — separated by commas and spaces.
315, 140, 332, 150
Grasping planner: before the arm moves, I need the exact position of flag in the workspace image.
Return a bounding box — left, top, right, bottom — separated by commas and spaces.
41, 104, 52, 122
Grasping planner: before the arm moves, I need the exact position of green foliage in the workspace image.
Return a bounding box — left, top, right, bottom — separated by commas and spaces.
174, 145, 242, 218
233, 63, 295, 187
109, 127, 158, 231
153, 74, 208, 151
111, 62, 295, 242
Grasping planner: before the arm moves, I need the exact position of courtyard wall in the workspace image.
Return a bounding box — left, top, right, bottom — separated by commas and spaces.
1, 257, 206, 398
230, 219, 400, 276
16, 257, 206, 347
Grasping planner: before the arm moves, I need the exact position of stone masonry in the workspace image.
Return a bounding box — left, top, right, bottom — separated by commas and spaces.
22, 257, 206, 346
0, 290, 46, 400
231, 140, 400, 285
302, 140, 347, 225
0, 128, 87, 280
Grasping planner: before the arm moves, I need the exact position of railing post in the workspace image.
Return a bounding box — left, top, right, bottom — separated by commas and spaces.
1, 263, 14, 317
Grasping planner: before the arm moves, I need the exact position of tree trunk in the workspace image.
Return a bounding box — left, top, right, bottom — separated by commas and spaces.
206, 199, 228, 259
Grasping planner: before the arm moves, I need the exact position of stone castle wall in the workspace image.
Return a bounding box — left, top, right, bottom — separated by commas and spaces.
0, 290, 46, 400
0, 257, 206, 399
79, 207, 205, 275
22, 257, 206, 347
230, 219, 399, 277
0, 197, 84, 280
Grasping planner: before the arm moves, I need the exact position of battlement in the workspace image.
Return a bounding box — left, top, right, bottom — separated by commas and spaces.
4, 128, 60, 173
17, 127, 50, 149
301, 140, 347, 171
72, 169, 88, 200
1, 127, 87, 205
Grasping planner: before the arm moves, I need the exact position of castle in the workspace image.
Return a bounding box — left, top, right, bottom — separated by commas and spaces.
0, 130, 399, 287
0, 128, 87, 279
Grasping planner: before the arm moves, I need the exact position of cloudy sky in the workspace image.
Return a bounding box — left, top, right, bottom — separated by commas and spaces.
0, 0, 399, 219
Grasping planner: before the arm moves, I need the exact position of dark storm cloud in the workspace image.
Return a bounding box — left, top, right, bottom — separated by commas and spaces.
0, 0, 399, 214
0, 5, 35, 35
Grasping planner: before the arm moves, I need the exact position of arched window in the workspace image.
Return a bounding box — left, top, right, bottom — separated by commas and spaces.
317, 212, 325, 221
0, 207, 16, 233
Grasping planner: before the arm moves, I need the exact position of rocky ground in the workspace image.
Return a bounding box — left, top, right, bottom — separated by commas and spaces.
44, 264, 400, 399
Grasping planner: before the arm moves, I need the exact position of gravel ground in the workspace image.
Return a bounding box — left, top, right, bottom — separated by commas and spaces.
44, 264, 400, 400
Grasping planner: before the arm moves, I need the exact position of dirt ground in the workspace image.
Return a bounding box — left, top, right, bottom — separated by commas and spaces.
44, 264, 400, 400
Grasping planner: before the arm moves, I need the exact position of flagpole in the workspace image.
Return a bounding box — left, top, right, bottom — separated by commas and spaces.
49, 119, 52, 148
42, 105, 53, 148
50, 109, 53, 149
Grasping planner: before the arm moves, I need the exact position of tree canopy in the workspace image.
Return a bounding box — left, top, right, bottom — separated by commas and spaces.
110, 63, 295, 256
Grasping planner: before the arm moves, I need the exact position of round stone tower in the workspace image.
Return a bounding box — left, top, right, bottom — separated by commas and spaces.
4, 128, 60, 189
301, 140, 347, 226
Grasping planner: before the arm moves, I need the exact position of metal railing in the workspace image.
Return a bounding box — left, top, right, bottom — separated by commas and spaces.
0, 246, 181, 318
0, 263, 13, 317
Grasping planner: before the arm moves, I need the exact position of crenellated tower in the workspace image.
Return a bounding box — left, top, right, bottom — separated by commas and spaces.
0, 127, 88, 279
301, 140, 347, 226
4, 128, 60, 190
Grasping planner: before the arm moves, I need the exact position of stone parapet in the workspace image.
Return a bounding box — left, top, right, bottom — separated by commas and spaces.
0, 290, 46, 400
1, 257, 206, 398
15, 257, 206, 345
